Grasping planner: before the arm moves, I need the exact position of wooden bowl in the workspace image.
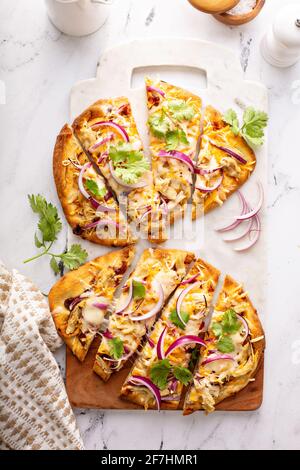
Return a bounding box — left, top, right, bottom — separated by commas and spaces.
214, 0, 266, 25
188, 0, 239, 15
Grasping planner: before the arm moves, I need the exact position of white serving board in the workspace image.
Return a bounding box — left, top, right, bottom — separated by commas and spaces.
69, 38, 268, 316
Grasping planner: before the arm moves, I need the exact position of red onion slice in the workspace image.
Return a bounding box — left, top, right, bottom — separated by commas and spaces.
216, 191, 249, 233
157, 326, 168, 360
236, 182, 264, 220
181, 272, 201, 285
158, 150, 195, 173
195, 166, 222, 176
109, 161, 147, 190
115, 280, 133, 315
236, 314, 249, 338
165, 335, 206, 357
202, 354, 235, 366
89, 134, 114, 152
94, 201, 117, 214
129, 280, 164, 322
223, 219, 253, 242
234, 214, 261, 252
146, 85, 166, 97
90, 121, 129, 142
208, 139, 247, 165
93, 303, 109, 310
129, 376, 161, 411
69, 159, 83, 170
78, 162, 92, 199
176, 281, 201, 327
101, 330, 114, 339
195, 173, 223, 193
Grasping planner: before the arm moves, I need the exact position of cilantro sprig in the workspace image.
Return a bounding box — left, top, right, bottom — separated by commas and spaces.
85, 179, 106, 199
223, 107, 268, 148
164, 99, 196, 122
24, 194, 88, 274
132, 280, 146, 299
108, 337, 124, 360
150, 359, 192, 390
211, 309, 241, 354
109, 143, 150, 184
169, 308, 189, 330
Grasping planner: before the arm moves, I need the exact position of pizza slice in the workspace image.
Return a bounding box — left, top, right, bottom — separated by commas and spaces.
48, 246, 135, 362
192, 106, 256, 219
93, 248, 195, 381
146, 78, 202, 225
183, 275, 265, 414
72, 98, 162, 242
53, 124, 135, 246
120, 258, 220, 410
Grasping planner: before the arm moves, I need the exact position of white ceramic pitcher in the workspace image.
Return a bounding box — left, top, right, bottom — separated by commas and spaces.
45, 0, 114, 37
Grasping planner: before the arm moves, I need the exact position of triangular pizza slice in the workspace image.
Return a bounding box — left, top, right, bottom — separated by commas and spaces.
48, 246, 135, 362
192, 106, 256, 219
183, 275, 265, 414
146, 78, 202, 230
53, 124, 135, 246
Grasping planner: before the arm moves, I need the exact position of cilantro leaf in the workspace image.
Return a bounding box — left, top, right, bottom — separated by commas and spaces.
28, 194, 62, 243
148, 110, 171, 138
165, 99, 195, 122
132, 280, 146, 299
166, 129, 189, 151
211, 322, 223, 338
50, 257, 60, 275
150, 359, 171, 390
217, 336, 235, 353
34, 233, 43, 248
169, 308, 189, 330
85, 179, 106, 199
60, 244, 88, 270
221, 309, 241, 335
108, 337, 124, 360
173, 365, 193, 386
223, 109, 240, 136
241, 107, 268, 147
109, 143, 150, 184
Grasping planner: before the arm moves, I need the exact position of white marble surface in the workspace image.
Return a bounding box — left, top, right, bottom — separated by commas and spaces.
1, 0, 300, 451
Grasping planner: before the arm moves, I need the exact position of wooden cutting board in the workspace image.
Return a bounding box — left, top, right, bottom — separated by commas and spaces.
66, 38, 268, 412
66, 338, 264, 411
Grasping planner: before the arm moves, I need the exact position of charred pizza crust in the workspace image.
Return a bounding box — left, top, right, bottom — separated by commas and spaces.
183, 275, 265, 414
120, 258, 220, 410
53, 124, 135, 246
93, 248, 195, 381
49, 246, 135, 362
192, 106, 256, 219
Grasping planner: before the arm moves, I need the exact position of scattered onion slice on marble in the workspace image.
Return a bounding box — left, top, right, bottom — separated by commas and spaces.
146, 85, 166, 97
176, 282, 201, 327
234, 214, 261, 252
129, 280, 164, 322
129, 376, 161, 411
235, 182, 264, 221
157, 326, 168, 360
215, 191, 248, 233
165, 335, 206, 358
202, 354, 235, 366
208, 139, 247, 165
90, 121, 129, 142
108, 160, 147, 190
158, 150, 195, 173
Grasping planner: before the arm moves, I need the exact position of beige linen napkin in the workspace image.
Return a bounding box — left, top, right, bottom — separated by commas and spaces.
0, 261, 84, 450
